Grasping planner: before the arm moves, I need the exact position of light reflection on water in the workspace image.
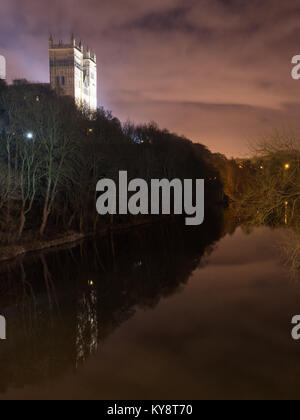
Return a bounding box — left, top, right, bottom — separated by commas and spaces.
0, 211, 300, 400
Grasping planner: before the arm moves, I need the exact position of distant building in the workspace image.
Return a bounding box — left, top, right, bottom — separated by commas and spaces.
49, 35, 97, 112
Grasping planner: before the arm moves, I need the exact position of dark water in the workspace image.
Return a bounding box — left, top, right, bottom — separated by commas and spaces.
0, 210, 300, 400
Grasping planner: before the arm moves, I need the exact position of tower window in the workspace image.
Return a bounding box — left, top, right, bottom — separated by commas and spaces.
61, 76, 65, 85
56, 76, 60, 86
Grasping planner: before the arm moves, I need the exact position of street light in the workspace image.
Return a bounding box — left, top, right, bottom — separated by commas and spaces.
284, 163, 291, 170
26, 132, 34, 140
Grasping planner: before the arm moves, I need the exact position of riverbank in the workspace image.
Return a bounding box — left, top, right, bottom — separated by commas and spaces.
0, 216, 177, 264
0, 231, 86, 263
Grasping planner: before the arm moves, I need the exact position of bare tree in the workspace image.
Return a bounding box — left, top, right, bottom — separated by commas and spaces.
236, 130, 300, 277
17, 136, 41, 238
37, 100, 80, 235
237, 131, 300, 227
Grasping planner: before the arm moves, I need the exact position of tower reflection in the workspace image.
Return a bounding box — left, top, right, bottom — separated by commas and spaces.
0, 207, 228, 394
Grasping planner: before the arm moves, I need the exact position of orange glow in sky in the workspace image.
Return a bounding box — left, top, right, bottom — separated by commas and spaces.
1, 0, 300, 157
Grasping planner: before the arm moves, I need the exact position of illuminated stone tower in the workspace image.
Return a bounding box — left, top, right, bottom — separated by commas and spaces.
49, 35, 97, 111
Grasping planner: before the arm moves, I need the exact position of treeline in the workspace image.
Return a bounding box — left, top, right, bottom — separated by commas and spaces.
234, 133, 300, 229
234, 132, 300, 275
0, 80, 221, 244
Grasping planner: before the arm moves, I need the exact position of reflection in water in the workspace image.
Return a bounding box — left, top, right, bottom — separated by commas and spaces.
76, 281, 98, 367
0, 208, 226, 395
1, 208, 300, 400
285, 202, 289, 225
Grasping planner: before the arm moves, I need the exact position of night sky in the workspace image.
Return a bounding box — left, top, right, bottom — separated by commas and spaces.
1, 0, 300, 157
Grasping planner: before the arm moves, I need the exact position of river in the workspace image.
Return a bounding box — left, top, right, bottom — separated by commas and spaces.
0, 210, 300, 400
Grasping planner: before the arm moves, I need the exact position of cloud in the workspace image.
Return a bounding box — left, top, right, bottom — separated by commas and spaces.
1, 0, 300, 156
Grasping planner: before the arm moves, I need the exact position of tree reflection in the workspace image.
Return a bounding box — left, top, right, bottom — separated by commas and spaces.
0, 208, 230, 394
76, 280, 98, 367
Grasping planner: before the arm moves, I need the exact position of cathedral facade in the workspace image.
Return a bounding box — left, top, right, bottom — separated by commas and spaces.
49, 35, 97, 112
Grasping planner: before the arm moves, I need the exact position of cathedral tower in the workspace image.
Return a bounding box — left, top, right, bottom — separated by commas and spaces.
49, 35, 97, 112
